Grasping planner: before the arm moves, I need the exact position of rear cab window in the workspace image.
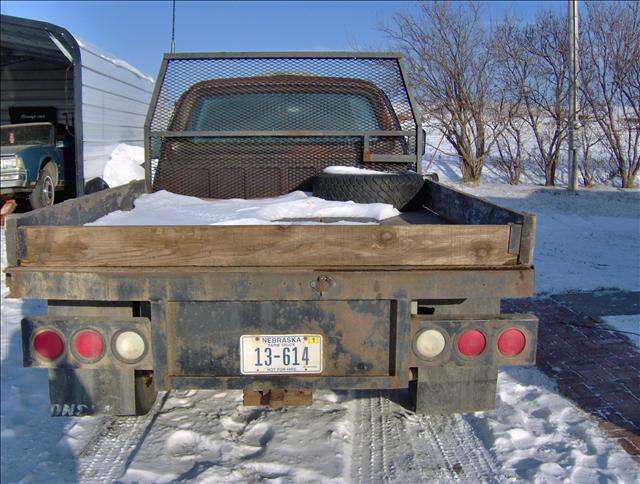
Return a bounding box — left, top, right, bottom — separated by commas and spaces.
187, 92, 380, 131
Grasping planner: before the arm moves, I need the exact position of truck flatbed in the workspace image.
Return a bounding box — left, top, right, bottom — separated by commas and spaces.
5, 52, 538, 417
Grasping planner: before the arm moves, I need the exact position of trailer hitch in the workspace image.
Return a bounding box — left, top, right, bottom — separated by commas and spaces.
243, 389, 313, 409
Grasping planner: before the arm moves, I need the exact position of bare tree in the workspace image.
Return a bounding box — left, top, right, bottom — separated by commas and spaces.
383, 1, 493, 183
486, 96, 527, 185
581, 1, 640, 188
496, 110, 527, 185
492, 13, 569, 186
578, 116, 606, 187
488, 21, 528, 185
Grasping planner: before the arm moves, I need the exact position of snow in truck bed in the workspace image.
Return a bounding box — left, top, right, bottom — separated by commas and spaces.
88, 189, 400, 226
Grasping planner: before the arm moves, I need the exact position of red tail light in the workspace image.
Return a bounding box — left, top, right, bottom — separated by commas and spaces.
498, 328, 526, 356
74, 330, 104, 360
457, 329, 486, 356
33, 330, 64, 360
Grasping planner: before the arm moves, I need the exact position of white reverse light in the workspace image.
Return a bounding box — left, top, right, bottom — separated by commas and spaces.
414, 329, 446, 359
113, 331, 146, 362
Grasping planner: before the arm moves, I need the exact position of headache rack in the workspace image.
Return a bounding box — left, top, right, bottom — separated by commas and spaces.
144, 52, 424, 199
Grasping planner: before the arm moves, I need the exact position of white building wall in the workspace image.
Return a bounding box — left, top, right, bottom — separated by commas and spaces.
76, 38, 154, 181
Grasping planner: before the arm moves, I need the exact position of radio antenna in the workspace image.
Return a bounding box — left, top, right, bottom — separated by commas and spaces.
170, 0, 176, 53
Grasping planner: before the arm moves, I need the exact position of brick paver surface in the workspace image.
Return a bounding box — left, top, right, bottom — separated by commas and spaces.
504, 297, 640, 462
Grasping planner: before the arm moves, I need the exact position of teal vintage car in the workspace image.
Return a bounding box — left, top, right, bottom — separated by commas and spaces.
0, 122, 69, 209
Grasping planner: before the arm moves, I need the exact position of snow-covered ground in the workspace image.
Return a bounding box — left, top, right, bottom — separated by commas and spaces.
2, 155, 639, 482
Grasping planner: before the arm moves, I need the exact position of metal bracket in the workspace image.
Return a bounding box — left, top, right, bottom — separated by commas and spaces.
311, 275, 333, 296
508, 223, 523, 255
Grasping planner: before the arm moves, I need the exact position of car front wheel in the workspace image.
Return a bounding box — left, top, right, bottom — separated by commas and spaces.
29, 161, 57, 209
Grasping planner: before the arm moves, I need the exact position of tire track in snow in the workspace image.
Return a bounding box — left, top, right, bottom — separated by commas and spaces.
76, 393, 167, 483
351, 391, 506, 483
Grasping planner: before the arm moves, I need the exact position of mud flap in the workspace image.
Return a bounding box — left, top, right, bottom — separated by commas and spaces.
48, 368, 138, 416
411, 366, 498, 414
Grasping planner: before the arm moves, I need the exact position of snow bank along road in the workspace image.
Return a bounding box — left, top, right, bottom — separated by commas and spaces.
2, 183, 639, 482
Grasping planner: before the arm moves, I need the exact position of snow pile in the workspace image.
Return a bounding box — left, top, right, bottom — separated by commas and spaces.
602, 315, 640, 349
422, 129, 608, 187
102, 143, 145, 188
88, 190, 400, 226
323, 166, 387, 175
474, 367, 639, 482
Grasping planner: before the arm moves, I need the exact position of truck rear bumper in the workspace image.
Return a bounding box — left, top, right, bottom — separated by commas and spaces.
22, 311, 537, 389
12, 266, 537, 415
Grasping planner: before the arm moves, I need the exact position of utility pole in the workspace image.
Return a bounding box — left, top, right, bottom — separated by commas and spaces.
568, 0, 580, 191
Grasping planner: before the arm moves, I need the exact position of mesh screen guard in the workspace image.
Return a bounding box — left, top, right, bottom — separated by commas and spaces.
145, 53, 423, 199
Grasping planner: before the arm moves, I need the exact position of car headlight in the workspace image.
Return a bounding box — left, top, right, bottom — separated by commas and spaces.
1, 156, 24, 170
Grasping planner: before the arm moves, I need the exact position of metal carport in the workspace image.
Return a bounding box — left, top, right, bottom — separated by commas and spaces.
1, 14, 153, 196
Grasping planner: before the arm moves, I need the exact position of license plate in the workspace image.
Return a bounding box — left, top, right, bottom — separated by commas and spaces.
240, 334, 323, 374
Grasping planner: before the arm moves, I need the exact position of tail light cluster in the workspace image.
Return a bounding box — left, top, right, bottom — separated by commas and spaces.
413, 325, 529, 361
31, 327, 148, 365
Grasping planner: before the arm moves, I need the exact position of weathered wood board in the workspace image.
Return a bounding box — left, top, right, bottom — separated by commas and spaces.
6, 267, 535, 301
18, 224, 517, 267
421, 180, 536, 266
4, 180, 146, 266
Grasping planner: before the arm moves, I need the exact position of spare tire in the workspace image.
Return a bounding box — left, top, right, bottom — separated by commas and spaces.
313, 171, 425, 211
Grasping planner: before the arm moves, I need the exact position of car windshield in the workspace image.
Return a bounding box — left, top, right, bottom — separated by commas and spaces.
187, 92, 380, 131
0, 124, 53, 146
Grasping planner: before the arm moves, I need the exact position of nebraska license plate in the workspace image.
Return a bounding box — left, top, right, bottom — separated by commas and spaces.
240, 334, 323, 374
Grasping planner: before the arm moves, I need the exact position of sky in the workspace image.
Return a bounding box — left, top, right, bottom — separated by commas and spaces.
1, 1, 566, 79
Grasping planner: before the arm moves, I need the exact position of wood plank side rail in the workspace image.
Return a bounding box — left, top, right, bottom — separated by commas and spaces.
421, 180, 536, 266
4, 180, 146, 266
18, 225, 517, 268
